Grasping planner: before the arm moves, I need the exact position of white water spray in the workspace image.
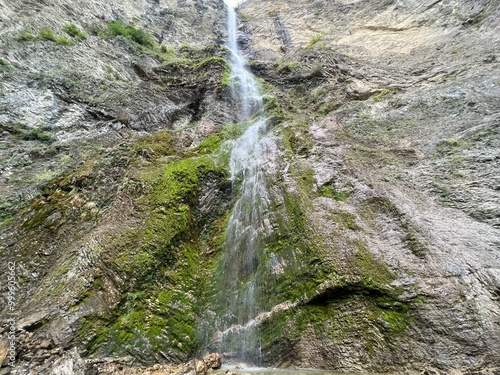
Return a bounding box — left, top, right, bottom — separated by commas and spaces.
214, 3, 270, 364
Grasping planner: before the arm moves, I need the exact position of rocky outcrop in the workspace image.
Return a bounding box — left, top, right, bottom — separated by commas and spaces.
234, 0, 500, 372
0, 0, 499, 373
0, 0, 228, 231
2, 342, 221, 375
0, 0, 233, 369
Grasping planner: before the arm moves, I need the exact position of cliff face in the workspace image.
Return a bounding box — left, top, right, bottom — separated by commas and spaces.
1, 0, 499, 373
236, 0, 500, 371
0, 0, 233, 370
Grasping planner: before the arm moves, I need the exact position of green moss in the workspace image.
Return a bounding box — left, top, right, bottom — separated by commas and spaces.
0, 213, 14, 229
193, 135, 223, 155
0, 58, 12, 72
361, 197, 428, 259
261, 291, 413, 367
151, 47, 230, 89
158, 55, 228, 72
276, 60, 298, 73
317, 102, 339, 115
298, 167, 315, 191
259, 184, 335, 309
404, 232, 427, 258
154, 156, 218, 207
221, 70, 233, 88
350, 241, 397, 288
319, 185, 349, 201
372, 88, 391, 101
81, 131, 231, 362
436, 138, 460, 154
194, 56, 228, 70
340, 117, 417, 149
308, 34, 324, 48
222, 123, 246, 139
281, 121, 312, 157
131, 131, 177, 160
382, 310, 409, 333
335, 211, 361, 231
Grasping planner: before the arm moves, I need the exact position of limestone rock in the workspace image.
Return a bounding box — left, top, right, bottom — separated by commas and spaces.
202, 353, 222, 369
0, 338, 8, 367
174, 359, 207, 375
0, 0, 499, 373
49, 348, 85, 375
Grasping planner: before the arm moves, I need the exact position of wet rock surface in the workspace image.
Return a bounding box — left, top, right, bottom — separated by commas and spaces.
237, 0, 500, 371
0, 0, 499, 373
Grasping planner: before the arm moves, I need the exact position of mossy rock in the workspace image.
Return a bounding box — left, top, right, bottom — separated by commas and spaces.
78, 130, 231, 363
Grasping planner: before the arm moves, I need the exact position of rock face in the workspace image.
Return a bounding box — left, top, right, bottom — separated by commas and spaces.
234, 0, 500, 371
0, 0, 499, 373
0, 0, 232, 367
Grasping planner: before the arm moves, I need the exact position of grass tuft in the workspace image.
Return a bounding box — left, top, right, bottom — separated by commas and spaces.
40, 28, 57, 42
16, 29, 35, 41
64, 24, 87, 39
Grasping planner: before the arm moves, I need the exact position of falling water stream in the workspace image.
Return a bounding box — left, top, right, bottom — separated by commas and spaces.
211, 2, 270, 365
206, 3, 390, 374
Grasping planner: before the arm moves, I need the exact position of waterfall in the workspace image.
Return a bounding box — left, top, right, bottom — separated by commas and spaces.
211, 2, 270, 364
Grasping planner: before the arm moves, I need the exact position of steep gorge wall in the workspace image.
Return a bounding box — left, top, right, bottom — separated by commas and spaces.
235, 0, 500, 371
0, 0, 499, 373
0, 0, 235, 371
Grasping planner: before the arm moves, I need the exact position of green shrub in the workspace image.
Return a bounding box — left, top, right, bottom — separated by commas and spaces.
107, 20, 153, 47
56, 36, 74, 46
40, 28, 57, 42
21, 128, 55, 143
126, 27, 153, 46
64, 24, 87, 39
318, 102, 339, 115
160, 45, 174, 54
107, 20, 127, 37
16, 29, 35, 41
0, 58, 12, 72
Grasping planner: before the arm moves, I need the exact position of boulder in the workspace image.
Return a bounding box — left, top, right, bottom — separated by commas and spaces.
49, 348, 85, 375
174, 359, 207, 375
202, 353, 222, 369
